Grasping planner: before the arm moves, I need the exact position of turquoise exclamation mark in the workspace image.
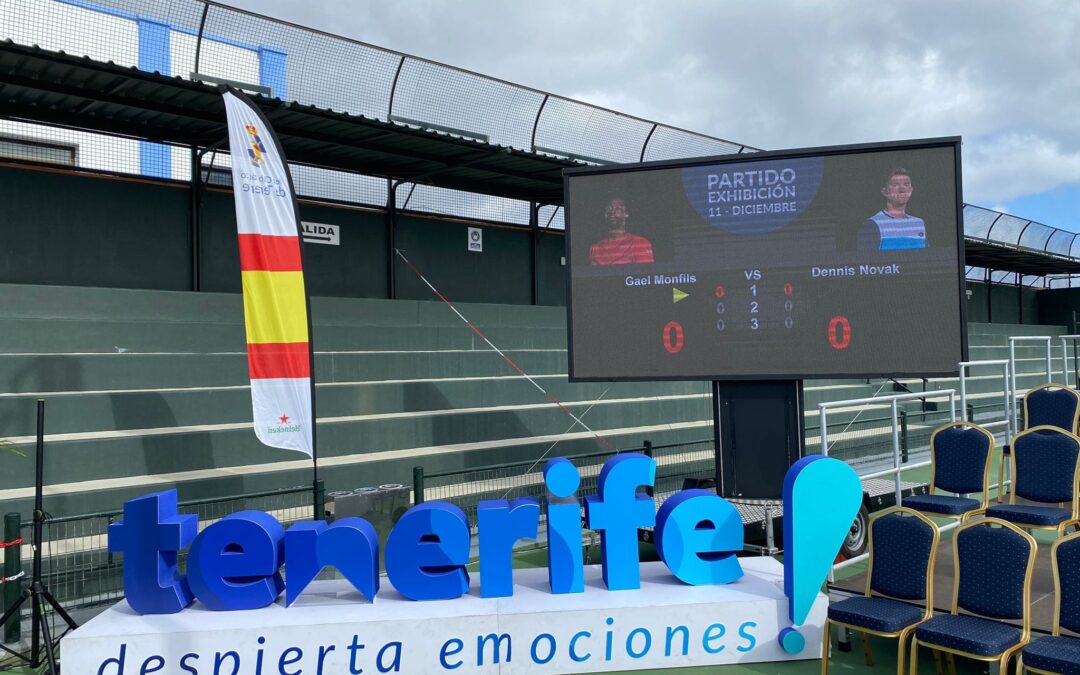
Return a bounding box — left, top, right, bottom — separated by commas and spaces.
778, 455, 863, 654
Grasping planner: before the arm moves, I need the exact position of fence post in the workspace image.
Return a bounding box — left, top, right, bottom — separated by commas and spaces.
314, 479, 326, 521
966, 403, 975, 422
3, 512, 21, 644
643, 441, 654, 497
412, 466, 425, 504
899, 410, 909, 464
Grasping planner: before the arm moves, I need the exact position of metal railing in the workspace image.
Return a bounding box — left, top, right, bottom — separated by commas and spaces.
820, 391, 957, 579
1061, 335, 1080, 387
1008, 336, 1055, 431
959, 359, 1013, 437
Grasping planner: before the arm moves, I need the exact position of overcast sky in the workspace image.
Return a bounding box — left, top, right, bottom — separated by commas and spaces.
224, 0, 1080, 232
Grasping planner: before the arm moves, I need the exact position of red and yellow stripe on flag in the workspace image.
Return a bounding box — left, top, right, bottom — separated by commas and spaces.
224, 90, 314, 457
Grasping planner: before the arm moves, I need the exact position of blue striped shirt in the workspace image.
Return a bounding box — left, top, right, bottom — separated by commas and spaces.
860, 211, 927, 251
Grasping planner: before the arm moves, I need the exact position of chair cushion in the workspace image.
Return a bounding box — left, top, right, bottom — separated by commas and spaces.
1023, 635, 1080, 675
987, 503, 1072, 527
827, 596, 924, 633
915, 614, 1022, 657
903, 494, 980, 516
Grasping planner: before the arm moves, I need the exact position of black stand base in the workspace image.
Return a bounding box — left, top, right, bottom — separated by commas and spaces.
0, 580, 78, 672
0, 399, 79, 673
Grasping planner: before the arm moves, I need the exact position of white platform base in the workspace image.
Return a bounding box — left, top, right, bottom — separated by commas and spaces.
63, 557, 825, 674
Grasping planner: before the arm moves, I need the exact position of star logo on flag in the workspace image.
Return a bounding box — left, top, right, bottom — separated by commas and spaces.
279, 414, 289, 424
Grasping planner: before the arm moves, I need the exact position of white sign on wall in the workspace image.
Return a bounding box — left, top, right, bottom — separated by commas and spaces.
468, 226, 483, 252
302, 221, 340, 246
62, 559, 824, 674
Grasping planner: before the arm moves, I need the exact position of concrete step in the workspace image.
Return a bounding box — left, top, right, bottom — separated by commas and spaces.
0, 318, 570, 353
1, 423, 712, 517
0, 377, 709, 436
0, 283, 568, 329
0, 393, 713, 491
0, 349, 572, 392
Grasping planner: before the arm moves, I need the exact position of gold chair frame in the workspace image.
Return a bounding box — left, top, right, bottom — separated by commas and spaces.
909, 518, 1037, 675
821, 507, 939, 675
1017, 530, 1080, 675
1000, 425, 1080, 537
915, 422, 995, 524
999, 385, 1080, 503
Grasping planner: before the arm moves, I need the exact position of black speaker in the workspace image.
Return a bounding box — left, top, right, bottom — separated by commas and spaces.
713, 380, 804, 500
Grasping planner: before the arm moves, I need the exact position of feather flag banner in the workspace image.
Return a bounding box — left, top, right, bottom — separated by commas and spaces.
223, 89, 314, 457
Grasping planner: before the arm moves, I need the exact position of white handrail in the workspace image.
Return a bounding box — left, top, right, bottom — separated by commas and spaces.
958, 359, 1013, 444
1060, 335, 1080, 387
1008, 336, 1054, 430
820, 388, 956, 582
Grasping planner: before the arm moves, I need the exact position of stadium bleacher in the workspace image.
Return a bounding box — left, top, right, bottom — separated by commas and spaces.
0, 277, 1073, 524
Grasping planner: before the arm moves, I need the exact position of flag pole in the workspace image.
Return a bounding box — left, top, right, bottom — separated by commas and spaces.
221, 86, 321, 520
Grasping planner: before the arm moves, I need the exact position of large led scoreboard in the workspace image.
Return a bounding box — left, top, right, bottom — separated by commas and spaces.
565, 138, 967, 382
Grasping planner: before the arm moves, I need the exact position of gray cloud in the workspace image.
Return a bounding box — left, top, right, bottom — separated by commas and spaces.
223, 0, 1080, 207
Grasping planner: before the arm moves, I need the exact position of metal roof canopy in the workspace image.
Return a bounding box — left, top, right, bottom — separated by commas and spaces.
4, 41, 1080, 279
0, 40, 576, 204
964, 238, 1080, 276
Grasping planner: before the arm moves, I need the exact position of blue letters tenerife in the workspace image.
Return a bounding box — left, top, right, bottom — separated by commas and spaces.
109, 453, 746, 611
101, 453, 861, 670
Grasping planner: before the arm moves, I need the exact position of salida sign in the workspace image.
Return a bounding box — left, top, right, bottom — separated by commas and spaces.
101, 453, 862, 672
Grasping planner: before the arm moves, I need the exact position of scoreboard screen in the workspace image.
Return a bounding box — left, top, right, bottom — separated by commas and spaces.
565, 138, 966, 381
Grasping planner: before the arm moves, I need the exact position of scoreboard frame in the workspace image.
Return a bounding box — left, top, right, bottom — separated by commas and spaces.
563, 136, 968, 382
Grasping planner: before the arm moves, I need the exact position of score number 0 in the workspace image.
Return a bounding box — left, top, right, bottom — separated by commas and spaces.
828, 316, 852, 350
663, 321, 684, 353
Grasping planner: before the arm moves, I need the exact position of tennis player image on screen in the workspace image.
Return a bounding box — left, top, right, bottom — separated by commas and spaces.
858, 167, 927, 251
589, 197, 655, 265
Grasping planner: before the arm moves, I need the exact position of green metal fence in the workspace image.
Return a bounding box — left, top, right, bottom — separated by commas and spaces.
1, 484, 315, 645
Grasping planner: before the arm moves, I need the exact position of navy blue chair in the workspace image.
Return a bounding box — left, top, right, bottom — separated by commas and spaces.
822, 507, 938, 675
987, 426, 1080, 537
999, 385, 1080, 502
904, 422, 993, 523
909, 518, 1037, 675
1020, 531, 1080, 674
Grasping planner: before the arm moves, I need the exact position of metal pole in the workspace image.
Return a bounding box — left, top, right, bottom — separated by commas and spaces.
30, 400, 44, 665
313, 479, 325, 522
529, 203, 538, 306
819, 404, 829, 456
412, 466, 425, 505
190, 147, 201, 291
1046, 340, 1053, 384
891, 399, 901, 504
1004, 361, 1013, 441
387, 181, 398, 299
764, 506, 775, 555
899, 410, 908, 464
1009, 340, 1018, 432
959, 365, 968, 420
949, 391, 957, 422
2, 513, 20, 644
